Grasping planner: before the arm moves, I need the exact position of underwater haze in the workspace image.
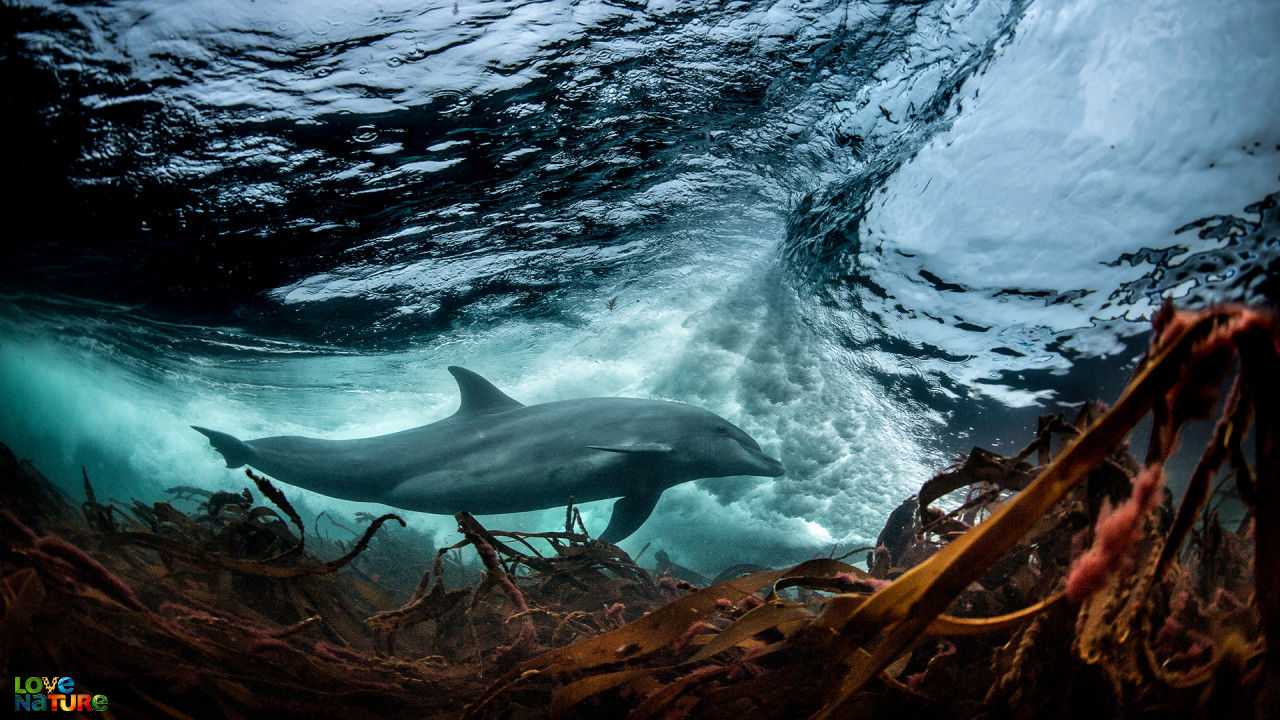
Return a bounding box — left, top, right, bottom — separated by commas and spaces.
2, 0, 1277, 574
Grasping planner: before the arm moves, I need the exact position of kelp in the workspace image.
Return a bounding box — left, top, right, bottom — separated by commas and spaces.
467, 304, 1278, 720
0, 448, 680, 717
1, 303, 1276, 719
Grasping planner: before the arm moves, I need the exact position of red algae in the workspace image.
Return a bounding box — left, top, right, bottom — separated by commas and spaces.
32, 534, 144, 610
670, 620, 707, 653
1066, 465, 1166, 601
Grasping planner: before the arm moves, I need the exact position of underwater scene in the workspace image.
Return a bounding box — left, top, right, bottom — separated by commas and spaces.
2, 0, 1278, 717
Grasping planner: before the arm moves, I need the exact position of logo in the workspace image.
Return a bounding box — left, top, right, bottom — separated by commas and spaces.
13, 677, 108, 712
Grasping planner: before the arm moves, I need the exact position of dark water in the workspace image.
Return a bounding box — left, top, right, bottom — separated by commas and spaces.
2, 0, 1277, 572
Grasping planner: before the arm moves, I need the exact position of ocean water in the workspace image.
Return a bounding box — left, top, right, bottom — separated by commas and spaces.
1, 0, 1276, 573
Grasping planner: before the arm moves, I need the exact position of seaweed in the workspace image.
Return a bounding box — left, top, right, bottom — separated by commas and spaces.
0, 453, 679, 717
466, 304, 1278, 720
1, 303, 1276, 719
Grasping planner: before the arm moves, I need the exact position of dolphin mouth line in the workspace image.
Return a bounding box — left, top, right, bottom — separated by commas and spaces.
756, 455, 786, 477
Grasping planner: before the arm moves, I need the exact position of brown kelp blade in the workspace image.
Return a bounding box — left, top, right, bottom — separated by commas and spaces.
813, 306, 1272, 718
516, 557, 857, 675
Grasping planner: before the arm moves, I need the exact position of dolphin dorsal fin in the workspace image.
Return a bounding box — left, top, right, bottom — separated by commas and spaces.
448, 366, 523, 415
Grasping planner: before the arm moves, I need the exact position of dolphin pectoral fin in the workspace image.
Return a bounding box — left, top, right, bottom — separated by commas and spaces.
597, 492, 662, 544
587, 443, 674, 454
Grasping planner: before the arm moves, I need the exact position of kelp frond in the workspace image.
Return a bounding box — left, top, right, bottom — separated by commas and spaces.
468, 303, 1278, 720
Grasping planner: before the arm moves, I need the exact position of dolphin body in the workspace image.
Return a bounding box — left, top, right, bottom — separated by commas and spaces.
193, 366, 784, 543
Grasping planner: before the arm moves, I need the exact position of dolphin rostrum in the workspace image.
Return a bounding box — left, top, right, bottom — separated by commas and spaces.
193, 366, 785, 543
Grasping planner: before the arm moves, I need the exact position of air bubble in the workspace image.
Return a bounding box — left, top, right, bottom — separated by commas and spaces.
354, 126, 378, 143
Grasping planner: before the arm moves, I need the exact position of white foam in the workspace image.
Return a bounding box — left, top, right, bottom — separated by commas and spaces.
861, 0, 1280, 401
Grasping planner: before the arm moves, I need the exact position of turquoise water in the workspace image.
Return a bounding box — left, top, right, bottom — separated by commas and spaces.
2, 0, 1276, 573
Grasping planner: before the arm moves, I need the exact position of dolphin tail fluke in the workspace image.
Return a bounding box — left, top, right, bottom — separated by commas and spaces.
191, 426, 254, 468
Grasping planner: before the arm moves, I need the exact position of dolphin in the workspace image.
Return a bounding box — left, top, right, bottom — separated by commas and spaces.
192, 366, 784, 543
